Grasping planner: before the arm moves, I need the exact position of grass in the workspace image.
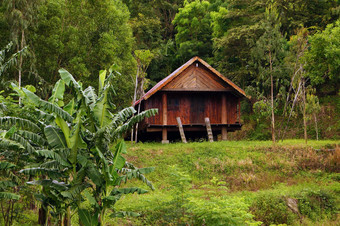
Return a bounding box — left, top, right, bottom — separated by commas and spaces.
4, 140, 338, 225
110, 139, 339, 225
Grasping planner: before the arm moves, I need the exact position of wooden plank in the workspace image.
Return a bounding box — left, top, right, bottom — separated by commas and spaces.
221, 94, 228, 140
196, 58, 248, 98
238, 98, 241, 123
162, 93, 167, 125
205, 117, 214, 142
144, 57, 199, 99
222, 94, 227, 124
176, 117, 187, 143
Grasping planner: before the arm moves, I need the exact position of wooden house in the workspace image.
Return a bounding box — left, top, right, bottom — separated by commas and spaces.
135, 56, 248, 143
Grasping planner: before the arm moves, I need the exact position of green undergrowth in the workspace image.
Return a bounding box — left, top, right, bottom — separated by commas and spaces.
110, 140, 339, 225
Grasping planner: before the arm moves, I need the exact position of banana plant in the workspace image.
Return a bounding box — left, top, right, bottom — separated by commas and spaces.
6, 66, 157, 225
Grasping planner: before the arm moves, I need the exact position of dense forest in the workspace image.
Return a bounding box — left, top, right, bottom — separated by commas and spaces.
1, 0, 339, 141
0, 0, 339, 225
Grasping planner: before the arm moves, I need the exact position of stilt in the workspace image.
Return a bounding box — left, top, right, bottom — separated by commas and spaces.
221, 127, 228, 141
205, 117, 214, 142
162, 128, 169, 144
176, 117, 187, 143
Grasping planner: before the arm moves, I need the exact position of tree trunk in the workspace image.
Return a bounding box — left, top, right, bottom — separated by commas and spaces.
38, 205, 47, 225
18, 29, 25, 105
131, 64, 140, 144
135, 102, 141, 143
314, 113, 318, 140
269, 50, 276, 143
302, 78, 307, 144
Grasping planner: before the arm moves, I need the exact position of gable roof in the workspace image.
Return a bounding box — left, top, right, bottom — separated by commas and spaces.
135, 56, 248, 105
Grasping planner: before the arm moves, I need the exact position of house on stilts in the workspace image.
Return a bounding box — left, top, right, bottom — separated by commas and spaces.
134, 56, 248, 143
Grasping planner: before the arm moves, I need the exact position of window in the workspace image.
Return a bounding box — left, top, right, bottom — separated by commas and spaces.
168, 97, 179, 111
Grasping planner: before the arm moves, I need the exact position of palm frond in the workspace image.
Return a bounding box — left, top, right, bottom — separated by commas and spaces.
118, 167, 155, 190
35, 149, 71, 167
0, 192, 20, 200
9, 133, 35, 153
0, 138, 24, 151
49, 79, 65, 105
61, 183, 89, 200
17, 130, 47, 145
27, 179, 68, 191
0, 162, 16, 170
83, 86, 97, 109
22, 88, 73, 122
20, 167, 64, 179
112, 109, 158, 138
44, 125, 68, 149
0, 181, 16, 189
0, 116, 40, 132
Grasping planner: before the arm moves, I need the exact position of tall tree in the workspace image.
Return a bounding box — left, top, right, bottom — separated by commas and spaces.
304, 19, 340, 93
3, 0, 40, 102
250, 4, 288, 143
211, 0, 265, 88
31, 0, 136, 107
173, 0, 213, 63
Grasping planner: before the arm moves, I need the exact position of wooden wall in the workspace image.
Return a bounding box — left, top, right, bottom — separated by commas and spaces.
145, 92, 240, 126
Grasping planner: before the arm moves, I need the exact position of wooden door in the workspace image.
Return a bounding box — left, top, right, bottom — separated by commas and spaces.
190, 95, 205, 124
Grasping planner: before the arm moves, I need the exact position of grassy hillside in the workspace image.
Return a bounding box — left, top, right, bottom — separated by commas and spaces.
112, 140, 339, 225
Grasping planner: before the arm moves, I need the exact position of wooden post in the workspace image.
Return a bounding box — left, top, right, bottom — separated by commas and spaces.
237, 98, 241, 123
221, 94, 228, 141
176, 117, 187, 143
162, 128, 169, 144
205, 117, 214, 142
162, 93, 169, 144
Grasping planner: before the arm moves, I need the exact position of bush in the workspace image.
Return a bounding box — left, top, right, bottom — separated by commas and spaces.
251, 193, 297, 225
297, 189, 337, 221
185, 196, 261, 225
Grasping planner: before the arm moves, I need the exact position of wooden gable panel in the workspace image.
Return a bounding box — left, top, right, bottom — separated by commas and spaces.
162, 64, 232, 91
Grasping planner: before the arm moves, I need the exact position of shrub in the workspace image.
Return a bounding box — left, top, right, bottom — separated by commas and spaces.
251, 193, 297, 225
185, 196, 261, 225
297, 189, 337, 221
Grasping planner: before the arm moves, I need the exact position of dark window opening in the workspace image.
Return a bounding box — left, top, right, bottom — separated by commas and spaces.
168, 97, 179, 111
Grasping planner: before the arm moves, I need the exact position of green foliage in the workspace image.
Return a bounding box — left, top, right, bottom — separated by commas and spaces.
251, 193, 297, 225
185, 196, 261, 225
304, 19, 340, 87
250, 4, 288, 97
112, 140, 339, 225
297, 189, 337, 221
0, 65, 157, 225
173, 0, 213, 62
